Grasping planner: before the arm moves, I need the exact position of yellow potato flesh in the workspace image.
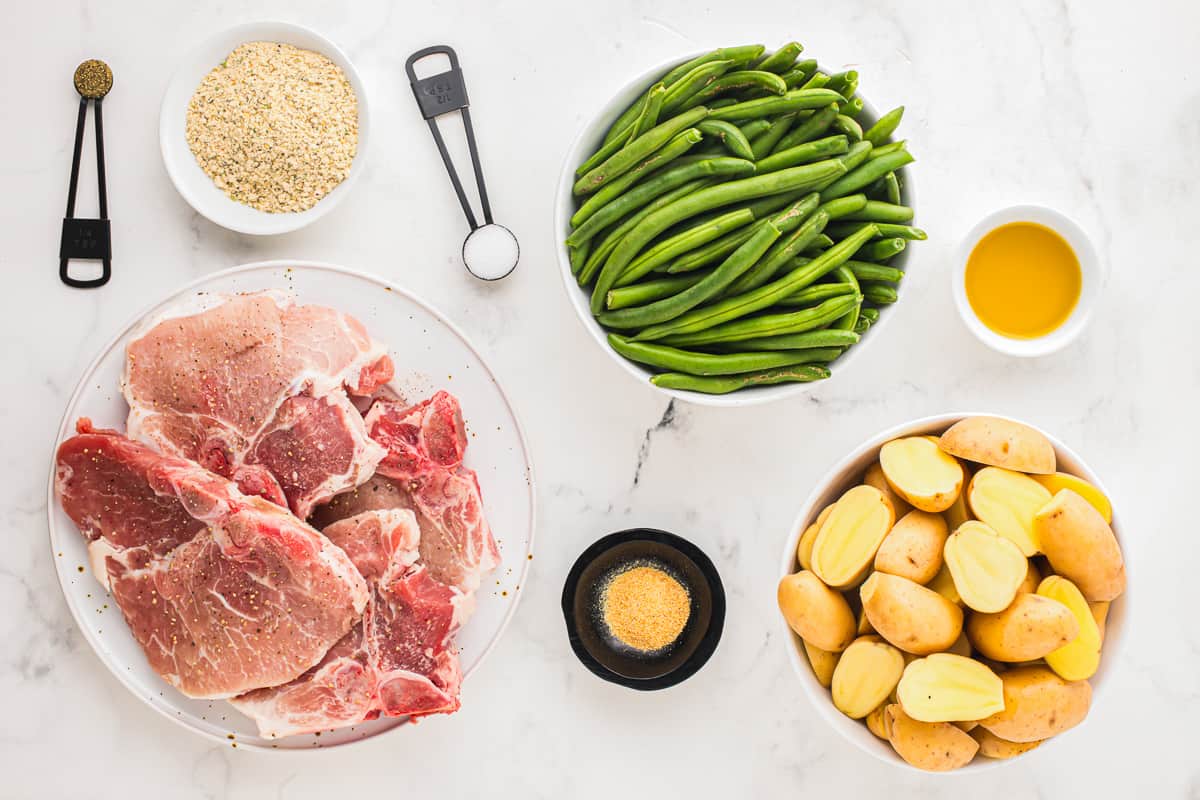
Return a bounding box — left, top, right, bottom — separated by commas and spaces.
967, 467, 1052, 556
880, 437, 964, 513
811, 485, 894, 588
832, 637, 906, 719
1038, 575, 1102, 681
943, 520, 1029, 613
897, 653, 1005, 722
1033, 472, 1112, 523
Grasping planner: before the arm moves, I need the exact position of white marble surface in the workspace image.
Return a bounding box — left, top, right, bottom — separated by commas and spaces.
1, 0, 1196, 796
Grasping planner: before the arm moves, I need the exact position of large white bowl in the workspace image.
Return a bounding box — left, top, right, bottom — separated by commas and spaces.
47, 261, 535, 751
555, 51, 913, 407
159, 22, 370, 235
777, 413, 1129, 773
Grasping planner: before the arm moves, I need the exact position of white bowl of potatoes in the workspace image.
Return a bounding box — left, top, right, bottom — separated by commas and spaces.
777, 413, 1128, 773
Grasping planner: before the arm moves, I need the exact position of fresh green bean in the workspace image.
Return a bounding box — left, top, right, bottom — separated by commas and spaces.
858, 237, 906, 261
799, 72, 830, 90
708, 89, 845, 122
738, 119, 774, 140
650, 364, 831, 394
772, 104, 838, 153
826, 70, 858, 98
835, 141, 874, 175
864, 106, 904, 147
830, 266, 861, 332
679, 71, 787, 110
832, 114, 863, 141
725, 209, 828, 295
659, 45, 765, 88
884, 172, 902, 204
860, 307, 880, 323
844, 261, 904, 282
781, 59, 818, 88
579, 178, 712, 284
862, 282, 899, 304
626, 83, 667, 143
775, 278, 857, 307
666, 192, 816, 273
803, 233, 835, 253
750, 113, 798, 159
668, 225, 758, 273
575, 107, 710, 196
632, 224, 877, 340
606, 272, 708, 310
569, 242, 590, 276
568, 153, 750, 244
756, 135, 849, 173
868, 140, 908, 159
838, 96, 864, 118
661, 294, 859, 347
854, 313, 873, 334
817, 194, 868, 220
569, 129, 703, 233
755, 42, 804, 73
615, 208, 756, 287
820, 149, 914, 200
842, 200, 914, 223
600, 222, 781, 328
709, 97, 739, 109
826, 221, 926, 241
696, 120, 755, 160
713, 330, 858, 351
661, 60, 733, 115
609, 334, 828, 376
590, 158, 848, 312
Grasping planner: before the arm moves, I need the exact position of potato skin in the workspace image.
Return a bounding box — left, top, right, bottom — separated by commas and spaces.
971, 727, 1043, 759
860, 572, 963, 655
886, 704, 980, 771
802, 639, 840, 688
1033, 472, 1112, 523
1034, 489, 1126, 601
778, 571, 857, 652
966, 593, 1079, 662
978, 666, 1092, 742
874, 510, 947, 584
864, 461, 912, 518
797, 503, 835, 570
939, 416, 1056, 475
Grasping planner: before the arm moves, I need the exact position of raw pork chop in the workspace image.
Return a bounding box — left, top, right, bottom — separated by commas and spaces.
55, 421, 369, 699
124, 293, 393, 518
231, 510, 467, 737
361, 391, 501, 591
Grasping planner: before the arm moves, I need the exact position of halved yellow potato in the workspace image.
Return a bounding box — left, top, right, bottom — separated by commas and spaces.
864, 461, 913, 518
943, 520, 1029, 613
1032, 472, 1112, 523
897, 653, 1005, 722
797, 502, 835, 570
971, 727, 1043, 759
939, 416, 1056, 474
967, 467, 1052, 556
832, 636, 906, 718
811, 485, 894, 588
1038, 575, 1102, 681
966, 592, 1078, 662
802, 639, 840, 687
879, 437, 964, 513
978, 666, 1091, 743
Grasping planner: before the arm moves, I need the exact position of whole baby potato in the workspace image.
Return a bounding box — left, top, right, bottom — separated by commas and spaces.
778, 571, 857, 652
874, 510, 948, 584
1034, 489, 1126, 601
939, 416, 1056, 475
886, 704, 980, 771
977, 666, 1092, 743
860, 572, 963, 655
966, 593, 1079, 662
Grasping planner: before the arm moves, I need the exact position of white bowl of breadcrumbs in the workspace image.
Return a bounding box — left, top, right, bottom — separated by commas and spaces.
160, 21, 370, 235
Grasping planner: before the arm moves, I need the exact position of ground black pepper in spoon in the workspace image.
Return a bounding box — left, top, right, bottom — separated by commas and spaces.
406, 46, 519, 281
60, 59, 113, 288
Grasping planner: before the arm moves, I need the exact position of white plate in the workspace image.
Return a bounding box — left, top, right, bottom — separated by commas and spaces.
555, 50, 913, 407
778, 413, 1128, 773
47, 261, 535, 751
159, 22, 370, 235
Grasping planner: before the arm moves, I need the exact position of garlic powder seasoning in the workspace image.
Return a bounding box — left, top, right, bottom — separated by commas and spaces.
186, 42, 358, 213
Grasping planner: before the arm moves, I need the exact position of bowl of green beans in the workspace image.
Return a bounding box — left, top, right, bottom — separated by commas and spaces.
557, 43, 920, 405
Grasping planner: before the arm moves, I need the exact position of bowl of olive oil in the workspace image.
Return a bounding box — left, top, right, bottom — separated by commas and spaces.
954, 205, 1101, 356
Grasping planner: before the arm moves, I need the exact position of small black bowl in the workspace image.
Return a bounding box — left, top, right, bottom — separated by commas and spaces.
561, 528, 725, 690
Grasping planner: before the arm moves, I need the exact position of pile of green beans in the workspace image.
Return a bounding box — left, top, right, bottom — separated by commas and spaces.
566, 42, 920, 395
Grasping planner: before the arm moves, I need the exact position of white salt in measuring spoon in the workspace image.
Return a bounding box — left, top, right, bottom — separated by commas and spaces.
406, 46, 519, 281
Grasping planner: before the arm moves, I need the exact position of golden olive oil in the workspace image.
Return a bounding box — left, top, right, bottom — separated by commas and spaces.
965, 222, 1082, 339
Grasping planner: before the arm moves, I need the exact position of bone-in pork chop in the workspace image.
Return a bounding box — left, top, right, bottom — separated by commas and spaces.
124, 293, 392, 518
231, 510, 467, 736
55, 421, 369, 699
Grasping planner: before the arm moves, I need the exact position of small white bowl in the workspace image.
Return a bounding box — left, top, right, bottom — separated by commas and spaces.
953, 205, 1101, 357
778, 412, 1129, 773
159, 21, 370, 236
555, 52, 913, 407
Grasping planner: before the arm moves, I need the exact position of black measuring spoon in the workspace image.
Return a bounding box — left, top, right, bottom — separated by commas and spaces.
60, 59, 113, 289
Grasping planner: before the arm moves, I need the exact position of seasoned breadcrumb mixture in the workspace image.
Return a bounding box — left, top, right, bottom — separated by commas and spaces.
185, 41, 358, 213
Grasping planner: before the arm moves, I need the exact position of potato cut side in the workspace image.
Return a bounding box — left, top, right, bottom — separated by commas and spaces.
1034, 489, 1126, 601
897, 653, 1005, 722
796, 503, 834, 570
832, 637, 906, 718
943, 520, 1029, 613
1032, 472, 1112, 523
811, 485, 895, 588
967, 467, 1052, 556
939, 416, 1056, 474
966, 592, 1078, 662
1037, 575, 1102, 681
879, 437, 964, 513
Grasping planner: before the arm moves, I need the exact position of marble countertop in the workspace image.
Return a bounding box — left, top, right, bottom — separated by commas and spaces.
2, 0, 1196, 796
